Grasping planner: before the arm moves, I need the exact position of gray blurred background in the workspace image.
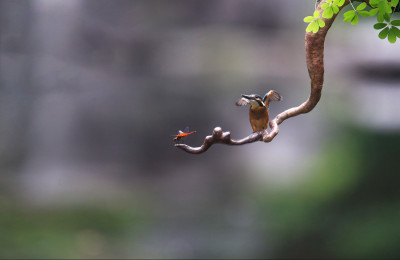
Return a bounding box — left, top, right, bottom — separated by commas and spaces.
1, 0, 400, 258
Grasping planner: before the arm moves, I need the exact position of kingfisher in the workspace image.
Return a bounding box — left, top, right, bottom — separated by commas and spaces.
236, 90, 282, 132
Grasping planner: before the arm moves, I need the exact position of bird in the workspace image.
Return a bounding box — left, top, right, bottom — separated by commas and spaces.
236, 90, 282, 132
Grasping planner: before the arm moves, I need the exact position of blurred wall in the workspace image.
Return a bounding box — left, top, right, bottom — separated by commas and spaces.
1, 0, 400, 258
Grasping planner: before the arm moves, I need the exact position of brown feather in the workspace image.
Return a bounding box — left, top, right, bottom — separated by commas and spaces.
249, 106, 269, 132
263, 90, 282, 107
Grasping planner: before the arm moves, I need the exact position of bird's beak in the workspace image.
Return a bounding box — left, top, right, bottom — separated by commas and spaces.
241, 94, 253, 100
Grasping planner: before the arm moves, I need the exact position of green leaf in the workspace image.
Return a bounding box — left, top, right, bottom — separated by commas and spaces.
343, 16, 351, 22
337, 0, 345, 7
384, 13, 391, 23
385, 3, 392, 13
379, 27, 390, 39
392, 26, 400, 38
304, 16, 315, 23
323, 8, 334, 19
306, 22, 314, 32
313, 22, 320, 33
374, 22, 388, 29
333, 5, 339, 14
377, 13, 384, 22
344, 13, 355, 22
388, 28, 397, 43
318, 18, 326, 28
359, 11, 370, 17
391, 0, 399, 8
378, 0, 392, 14
391, 20, 400, 26
344, 10, 356, 18
351, 14, 359, 25
344, 16, 352, 22
314, 10, 320, 18
369, 8, 379, 16
321, 3, 330, 9
306, 21, 319, 34
356, 2, 367, 10
370, 0, 379, 7
378, 1, 386, 13
327, 0, 333, 3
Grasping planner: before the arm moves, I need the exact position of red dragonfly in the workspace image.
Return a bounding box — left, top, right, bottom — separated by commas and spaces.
173, 126, 196, 143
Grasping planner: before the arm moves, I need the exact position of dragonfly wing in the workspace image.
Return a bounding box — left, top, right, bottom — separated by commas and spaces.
183, 126, 190, 133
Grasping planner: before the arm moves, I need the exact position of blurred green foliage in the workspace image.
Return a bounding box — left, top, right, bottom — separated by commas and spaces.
256, 125, 400, 258
0, 202, 149, 258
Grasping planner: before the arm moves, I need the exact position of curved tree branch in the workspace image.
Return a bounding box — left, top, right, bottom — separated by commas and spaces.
176, 0, 365, 154
175, 127, 262, 154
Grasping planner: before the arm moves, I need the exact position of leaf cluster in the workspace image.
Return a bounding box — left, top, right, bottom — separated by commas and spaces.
304, 0, 400, 44
343, 2, 369, 25
322, 0, 345, 19
304, 11, 326, 33
370, 0, 400, 43
304, 0, 346, 34
374, 20, 400, 43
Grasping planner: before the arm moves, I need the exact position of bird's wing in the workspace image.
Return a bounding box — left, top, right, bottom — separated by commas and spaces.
235, 97, 250, 107
263, 90, 282, 103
